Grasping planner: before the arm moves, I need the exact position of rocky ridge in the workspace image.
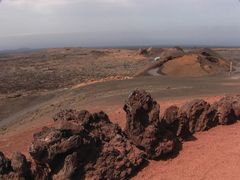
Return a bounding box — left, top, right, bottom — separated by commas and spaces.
0, 90, 240, 179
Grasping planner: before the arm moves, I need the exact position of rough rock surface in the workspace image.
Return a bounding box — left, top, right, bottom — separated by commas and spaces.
1, 91, 240, 180
29, 110, 145, 180
0, 152, 32, 180
213, 95, 240, 125
178, 99, 218, 134
232, 95, 240, 118
53, 109, 80, 122
138, 47, 152, 56
161, 105, 188, 139
123, 90, 179, 159
0, 152, 11, 175
161, 101, 218, 140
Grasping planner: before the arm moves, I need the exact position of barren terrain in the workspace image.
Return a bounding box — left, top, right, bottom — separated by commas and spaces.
0, 47, 240, 179
0, 48, 147, 93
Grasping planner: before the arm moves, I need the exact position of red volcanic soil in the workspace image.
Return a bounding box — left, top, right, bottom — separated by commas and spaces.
134, 122, 240, 180
161, 54, 229, 77
0, 119, 54, 158
0, 96, 222, 156
1, 95, 240, 179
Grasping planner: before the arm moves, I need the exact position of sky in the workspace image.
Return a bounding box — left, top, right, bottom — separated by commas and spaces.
0, 0, 240, 50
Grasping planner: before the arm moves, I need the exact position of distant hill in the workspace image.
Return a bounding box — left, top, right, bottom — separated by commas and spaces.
0, 48, 42, 55
137, 48, 230, 77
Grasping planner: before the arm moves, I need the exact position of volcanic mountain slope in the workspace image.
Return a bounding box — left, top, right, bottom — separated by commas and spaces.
138, 48, 230, 77
160, 53, 229, 77
158, 47, 185, 61
137, 47, 184, 60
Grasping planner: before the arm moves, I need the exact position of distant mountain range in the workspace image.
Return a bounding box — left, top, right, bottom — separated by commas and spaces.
0, 48, 42, 55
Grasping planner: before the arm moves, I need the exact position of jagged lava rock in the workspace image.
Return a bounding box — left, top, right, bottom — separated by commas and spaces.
213, 95, 240, 125
123, 90, 179, 159
178, 99, 218, 134
53, 109, 80, 122
29, 110, 145, 180
0, 152, 12, 175
161, 105, 189, 139
232, 95, 240, 118
0, 152, 32, 180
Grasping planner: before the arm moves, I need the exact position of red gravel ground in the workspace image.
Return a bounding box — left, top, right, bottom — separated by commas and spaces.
1, 95, 240, 180
134, 122, 240, 180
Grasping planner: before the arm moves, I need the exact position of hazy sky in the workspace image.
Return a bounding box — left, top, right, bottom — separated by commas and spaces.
0, 0, 240, 50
